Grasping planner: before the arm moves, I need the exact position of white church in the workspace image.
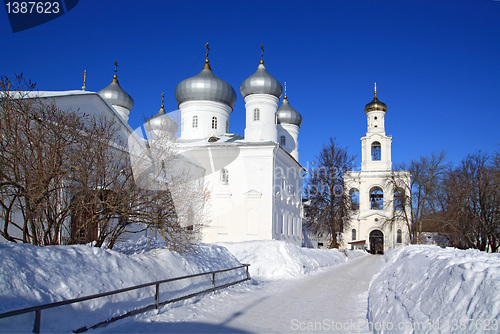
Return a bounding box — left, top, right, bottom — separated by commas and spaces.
1, 47, 304, 246
342, 84, 411, 252
2, 47, 411, 251
143, 48, 305, 246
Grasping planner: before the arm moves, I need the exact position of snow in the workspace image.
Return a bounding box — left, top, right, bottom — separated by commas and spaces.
96, 255, 381, 334
368, 245, 500, 333
5, 90, 95, 99
0, 238, 244, 333
218, 240, 365, 280
1, 239, 499, 334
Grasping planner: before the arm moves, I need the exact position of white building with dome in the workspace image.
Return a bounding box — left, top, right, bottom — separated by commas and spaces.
148, 51, 305, 245
342, 84, 410, 253
0, 50, 305, 246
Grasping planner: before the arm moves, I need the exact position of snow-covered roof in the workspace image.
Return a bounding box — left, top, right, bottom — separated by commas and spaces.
3, 90, 95, 99
348, 239, 366, 244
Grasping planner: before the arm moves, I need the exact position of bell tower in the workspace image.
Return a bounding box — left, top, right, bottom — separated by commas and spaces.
361, 83, 392, 171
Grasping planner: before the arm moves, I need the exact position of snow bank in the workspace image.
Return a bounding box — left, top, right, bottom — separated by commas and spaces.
368, 245, 500, 334
218, 240, 365, 280
0, 238, 244, 333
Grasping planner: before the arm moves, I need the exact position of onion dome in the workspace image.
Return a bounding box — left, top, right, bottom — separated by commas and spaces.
364, 82, 387, 113
146, 93, 177, 137
174, 59, 237, 108
240, 60, 282, 99
98, 65, 134, 110
277, 83, 302, 127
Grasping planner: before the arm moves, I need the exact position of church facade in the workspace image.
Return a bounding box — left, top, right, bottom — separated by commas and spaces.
146, 51, 305, 245
342, 85, 411, 252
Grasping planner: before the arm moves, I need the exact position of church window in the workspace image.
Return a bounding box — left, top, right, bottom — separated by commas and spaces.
394, 187, 405, 211
349, 188, 359, 211
253, 108, 260, 121
371, 141, 381, 161
275, 212, 279, 234
370, 187, 384, 210
374, 117, 378, 120
397, 229, 402, 243
352, 229, 356, 240
281, 214, 285, 234
212, 117, 218, 129
226, 120, 229, 133
220, 168, 229, 184
192, 115, 198, 128
280, 135, 286, 146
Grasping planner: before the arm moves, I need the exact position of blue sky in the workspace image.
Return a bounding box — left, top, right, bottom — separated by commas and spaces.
1, 0, 499, 168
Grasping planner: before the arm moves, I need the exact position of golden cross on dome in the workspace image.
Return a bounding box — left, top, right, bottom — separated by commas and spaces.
260, 44, 264, 64
161, 92, 165, 107
82, 70, 87, 91
111, 61, 120, 83
374, 82, 377, 97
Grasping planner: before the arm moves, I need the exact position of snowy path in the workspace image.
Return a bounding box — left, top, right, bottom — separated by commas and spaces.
95, 255, 384, 333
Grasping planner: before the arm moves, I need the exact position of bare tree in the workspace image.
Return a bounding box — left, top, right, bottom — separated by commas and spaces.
442, 152, 499, 252
304, 138, 355, 248
0, 74, 206, 250
384, 151, 447, 243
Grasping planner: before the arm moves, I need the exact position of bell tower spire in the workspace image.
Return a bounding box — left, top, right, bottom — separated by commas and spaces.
361, 83, 392, 171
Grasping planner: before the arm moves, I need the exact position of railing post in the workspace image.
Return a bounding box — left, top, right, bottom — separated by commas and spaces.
33, 310, 41, 334
246, 265, 250, 280
155, 283, 160, 310
212, 272, 216, 292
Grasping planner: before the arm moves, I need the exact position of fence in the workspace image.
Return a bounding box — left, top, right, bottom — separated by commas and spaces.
0, 264, 250, 333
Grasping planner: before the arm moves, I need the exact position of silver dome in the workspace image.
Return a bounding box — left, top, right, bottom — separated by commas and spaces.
146, 106, 177, 137
98, 76, 134, 110
175, 62, 237, 108
240, 62, 282, 99
277, 97, 302, 127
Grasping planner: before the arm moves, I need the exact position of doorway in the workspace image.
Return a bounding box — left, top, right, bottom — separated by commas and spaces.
369, 230, 384, 254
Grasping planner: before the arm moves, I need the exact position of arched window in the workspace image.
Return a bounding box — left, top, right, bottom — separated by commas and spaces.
370, 186, 384, 210
349, 188, 359, 211
352, 229, 356, 240
280, 135, 286, 146
212, 116, 217, 129
220, 168, 228, 184
371, 141, 381, 161
397, 229, 402, 243
394, 187, 405, 210
192, 115, 198, 128
253, 108, 260, 121
281, 214, 285, 234
226, 120, 229, 133
275, 212, 279, 234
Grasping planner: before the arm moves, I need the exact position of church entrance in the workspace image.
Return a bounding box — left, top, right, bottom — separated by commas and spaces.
369, 230, 384, 254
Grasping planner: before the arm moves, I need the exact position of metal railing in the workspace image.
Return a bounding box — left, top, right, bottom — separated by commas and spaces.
0, 264, 250, 333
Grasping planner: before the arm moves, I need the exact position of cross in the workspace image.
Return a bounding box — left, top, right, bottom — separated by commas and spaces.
114, 61, 119, 76
260, 44, 264, 62
284, 81, 287, 98
161, 92, 164, 107
82, 70, 87, 91
205, 43, 210, 59
374, 82, 377, 96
